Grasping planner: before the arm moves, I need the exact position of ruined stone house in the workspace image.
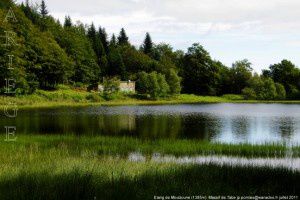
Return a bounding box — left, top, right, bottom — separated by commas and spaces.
98, 81, 135, 93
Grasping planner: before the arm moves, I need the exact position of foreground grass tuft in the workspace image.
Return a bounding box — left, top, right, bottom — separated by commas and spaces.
0, 163, 299, 200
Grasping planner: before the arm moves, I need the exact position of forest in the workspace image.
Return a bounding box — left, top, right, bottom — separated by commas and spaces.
1, 0, 300, 100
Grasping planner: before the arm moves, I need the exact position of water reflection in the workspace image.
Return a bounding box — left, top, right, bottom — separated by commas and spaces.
1, 104, 300, 144
129, 153, 300, 171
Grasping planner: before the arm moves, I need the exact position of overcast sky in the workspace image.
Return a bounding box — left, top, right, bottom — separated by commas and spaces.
17, 0, 300, 72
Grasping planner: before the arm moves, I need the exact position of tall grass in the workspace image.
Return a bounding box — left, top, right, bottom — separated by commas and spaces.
0, 135, 299, 199
0, 161, 298, 200
2, 135, 299, 158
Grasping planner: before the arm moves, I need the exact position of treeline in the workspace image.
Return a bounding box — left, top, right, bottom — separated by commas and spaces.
0, 0, 300, 100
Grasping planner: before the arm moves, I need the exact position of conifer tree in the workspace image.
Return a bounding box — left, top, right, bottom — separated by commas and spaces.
40, 0, 48, 17
64, 16, 72, 28
142, 32, 153, 55
99, 27, 109, 54
108, 46, 126, 80
87, 23, 97, 40
117, 28, 129, 46
87, 24, 107, 77
110, 34, 117, 47
39, 0, 49, 31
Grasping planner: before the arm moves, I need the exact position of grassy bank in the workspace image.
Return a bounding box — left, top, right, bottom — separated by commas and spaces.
2, 135, 299, 159
1, 162, 299, 200
0, 135, 299, 199
1, 88, 300, 109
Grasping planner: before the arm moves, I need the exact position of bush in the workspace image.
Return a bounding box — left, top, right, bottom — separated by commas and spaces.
102, 92, 124, 101
102, 77, 121, 100
157, 73, 170, 98
136, 72, 149, 94
244, 76, 286, 100
166, 69, 181, 95
137, 71, 170, 99
86, 93, 102, 102
103, 77, 120, 94
242, 87, 257, 100
147, 72, 160, 99
222, 94, 244, 100
74, 82, 85, 88
288, 85, 300, 100
257, 78, 276, 100
275, 83, 286, 100
55, 84, 71, 90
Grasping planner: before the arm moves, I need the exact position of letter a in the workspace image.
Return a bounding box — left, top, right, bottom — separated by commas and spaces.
4, 7, 17, 23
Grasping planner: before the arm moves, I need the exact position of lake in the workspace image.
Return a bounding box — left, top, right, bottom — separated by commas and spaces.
2, 103, 300, 144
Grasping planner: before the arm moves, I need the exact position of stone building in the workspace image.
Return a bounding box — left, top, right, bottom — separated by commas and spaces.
119, 81, 135, 93
98, 80, 135, 93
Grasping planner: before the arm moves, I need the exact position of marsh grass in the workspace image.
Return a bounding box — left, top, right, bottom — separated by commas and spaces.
0, 135, 299, 199
0, 161, 298, 200
2, 135, 298, 159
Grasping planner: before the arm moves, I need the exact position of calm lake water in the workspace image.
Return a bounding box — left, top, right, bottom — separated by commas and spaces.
2, 103, 300, 144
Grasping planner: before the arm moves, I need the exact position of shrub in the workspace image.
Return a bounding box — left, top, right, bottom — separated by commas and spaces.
74, 82, 85, 88
275, 83, 286, 100
136, 72, 149, 95
166, 69, 181, 95
103, 77, 120, 94
86, 93, 102, 102
257, 78, 276, 100
242, 87, 256, 100
102, 92, 123, 101
157, 73, 170, 98
102, 77, 121, 100
55, 84, 71, 90
244, 76, 286, 100
288, 85, 300, 100
137, 71, 170, 99
222, 94, 244, 101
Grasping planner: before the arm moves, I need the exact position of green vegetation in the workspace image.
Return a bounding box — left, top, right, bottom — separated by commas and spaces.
1, 162, 299, 200
2, 135, 299, 158
1, 87, 300, 109
242, 75, 286, 100
0, 135, 299, 199
1, 1, 300, 101
1, 1, 299, 199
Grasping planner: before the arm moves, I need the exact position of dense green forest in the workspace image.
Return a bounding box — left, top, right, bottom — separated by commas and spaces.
1, 0, 300, 100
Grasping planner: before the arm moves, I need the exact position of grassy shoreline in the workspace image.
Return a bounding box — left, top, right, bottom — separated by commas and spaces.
0, 134, 299, 199
3, 135, 299, 158
1, 89, 300, 109
1, 162, 299, 199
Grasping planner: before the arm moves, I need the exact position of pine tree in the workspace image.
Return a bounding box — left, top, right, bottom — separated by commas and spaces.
40, 0, 48, 18
87, 24, 107, 77
99, 27, 109, 54
108, 46, 126, 79
87, 23, 97, 40
39, 0, 49, 31
142, 32, 153, 55
64, 16, 72, 28
110, 34, 117, 47
117, 28, 129, 46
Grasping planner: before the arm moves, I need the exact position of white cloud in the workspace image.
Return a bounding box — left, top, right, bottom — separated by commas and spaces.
16, 0, 300, 71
